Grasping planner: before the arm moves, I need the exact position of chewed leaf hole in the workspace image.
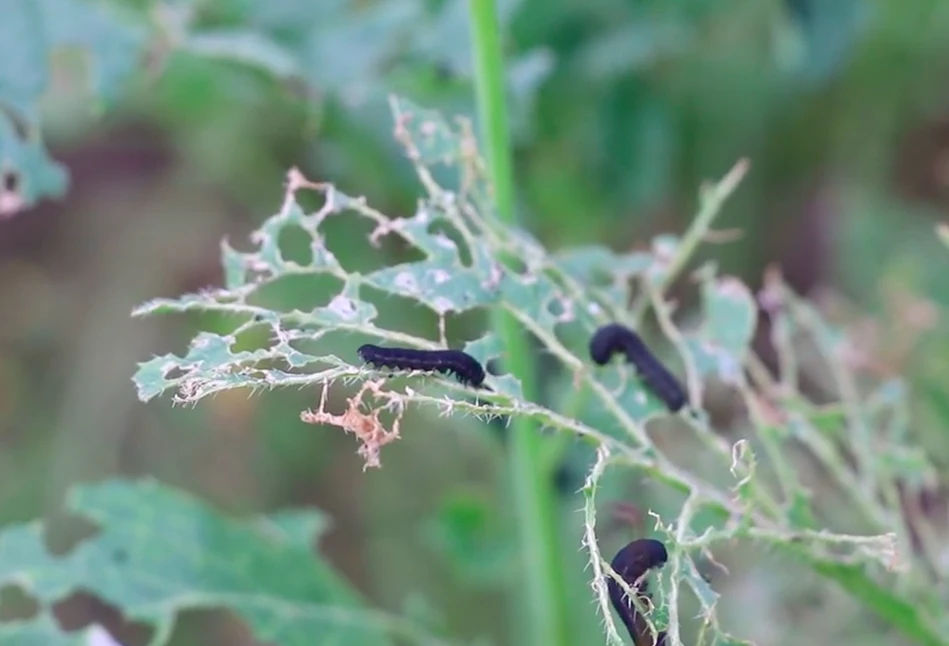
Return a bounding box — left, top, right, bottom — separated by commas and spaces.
356, 283, 441, 339
247, 274, 345, 312
0, 169, 24, 216
42, 513, 101, 557
163, 364, 187, 381
427, 219, 473, 267
52, 590, 155, 644
277, 224, 313, 266
321, 212, 426, 274
0, 583, 40, 622
230, 324, 273, 354
546, 296, 573, 322
485, 357, 504, 376
2, 171, 18, 193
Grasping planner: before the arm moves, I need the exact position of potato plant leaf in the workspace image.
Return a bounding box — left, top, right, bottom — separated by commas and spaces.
0, 478, 448, 646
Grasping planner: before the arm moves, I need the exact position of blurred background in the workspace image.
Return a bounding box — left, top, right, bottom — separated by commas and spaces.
1, 0, 948, 644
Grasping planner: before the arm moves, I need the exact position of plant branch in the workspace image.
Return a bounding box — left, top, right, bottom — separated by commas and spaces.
631, 158, 750, 325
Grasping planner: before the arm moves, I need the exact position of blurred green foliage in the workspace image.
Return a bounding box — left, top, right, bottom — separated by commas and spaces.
1, 0, 948, 645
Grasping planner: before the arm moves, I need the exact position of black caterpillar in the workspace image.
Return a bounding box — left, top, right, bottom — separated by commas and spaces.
357, 344, 487, 389
607, 538, 669, 646
589, 323, 687, 413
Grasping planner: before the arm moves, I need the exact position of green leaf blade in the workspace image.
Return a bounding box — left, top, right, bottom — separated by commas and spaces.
0, 479, 457, 646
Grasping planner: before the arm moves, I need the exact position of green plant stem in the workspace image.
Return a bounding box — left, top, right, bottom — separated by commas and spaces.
631, 158, 750, 325
467, 2, 566, 645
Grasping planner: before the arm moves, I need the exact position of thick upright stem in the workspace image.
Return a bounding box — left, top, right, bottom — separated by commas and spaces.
467, 2, 566, 644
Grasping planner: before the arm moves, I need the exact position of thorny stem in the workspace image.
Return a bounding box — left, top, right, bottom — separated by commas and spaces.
582, 445, 626, 646
665, 494, 701, 646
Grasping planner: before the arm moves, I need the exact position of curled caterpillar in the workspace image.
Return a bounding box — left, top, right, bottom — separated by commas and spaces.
589, 323, 687, 413
607, 538, 668, 646
589, 323, 635, 366
357, 344, 487, 388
